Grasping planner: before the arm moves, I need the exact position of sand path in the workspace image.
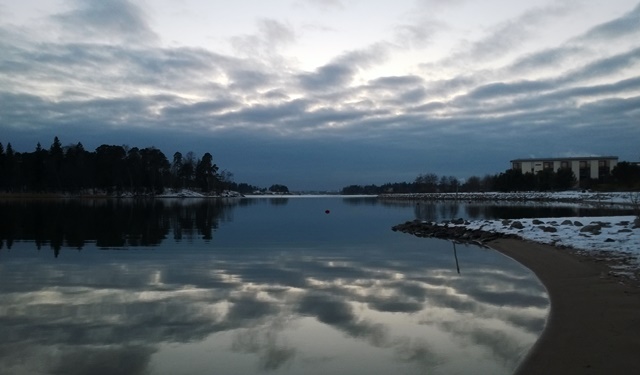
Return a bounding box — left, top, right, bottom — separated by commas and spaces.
490, 239, 640, 374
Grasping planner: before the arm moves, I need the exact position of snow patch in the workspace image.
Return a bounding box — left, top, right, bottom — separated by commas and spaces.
445, 215, 640, 281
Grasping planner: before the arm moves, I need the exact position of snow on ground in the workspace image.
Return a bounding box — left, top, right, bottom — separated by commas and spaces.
380, 191, 639, 206
156, 189, 244, 198
446, 215, 640, 280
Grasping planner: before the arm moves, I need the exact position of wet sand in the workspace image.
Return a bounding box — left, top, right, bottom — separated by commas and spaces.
489, 239, 640, 374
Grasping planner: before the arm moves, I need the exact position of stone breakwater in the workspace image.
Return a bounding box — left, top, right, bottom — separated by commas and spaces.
391, 218, 520, 247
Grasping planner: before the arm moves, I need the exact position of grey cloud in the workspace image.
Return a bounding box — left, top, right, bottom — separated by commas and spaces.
393, 21, 444, 49
219, 99, 310, 128
298, 62, 356, 91
559, 46, 640, 84
1, 1, 639, 189
369, 75, 424, 88
228, 69, 272, 90
399, 87, 428, 103
162, 99, 239, 118
258, 19, 296, 47
1, 40, 238, 97
262, 89, 290, 100
298, 44, 389, 91
454, 74, 640, 126
440, 3, 571, 65
577, 3, 640, 42
508, 4, 640, 76
465, 80, 555, 101
508, 45, 587, 74
230, 18, 296, 61
391, 0, 460, 48
52, 0, 157, 44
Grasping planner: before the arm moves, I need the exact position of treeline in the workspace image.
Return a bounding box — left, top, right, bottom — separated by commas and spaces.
342, 163, 640, 195
0, 137, 261, 195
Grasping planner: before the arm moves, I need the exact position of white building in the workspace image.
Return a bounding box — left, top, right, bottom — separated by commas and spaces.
510, 156, 618, 181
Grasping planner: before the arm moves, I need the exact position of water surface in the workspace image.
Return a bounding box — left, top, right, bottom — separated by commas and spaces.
0, 197, 549, 375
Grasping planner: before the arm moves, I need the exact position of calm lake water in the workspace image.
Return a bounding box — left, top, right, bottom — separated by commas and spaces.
3, 196, 621, 375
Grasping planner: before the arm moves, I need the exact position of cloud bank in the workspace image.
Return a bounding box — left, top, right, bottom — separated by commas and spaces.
0, 0, 638, 189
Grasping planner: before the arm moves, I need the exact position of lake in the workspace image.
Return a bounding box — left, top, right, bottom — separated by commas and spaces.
2, 196, 607, 375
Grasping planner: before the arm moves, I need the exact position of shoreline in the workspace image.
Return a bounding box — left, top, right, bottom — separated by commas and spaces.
379, 191, 637, 207
489, 238, 640, 374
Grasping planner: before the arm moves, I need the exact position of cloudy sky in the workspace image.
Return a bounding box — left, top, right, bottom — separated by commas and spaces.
1, 0, 639, 190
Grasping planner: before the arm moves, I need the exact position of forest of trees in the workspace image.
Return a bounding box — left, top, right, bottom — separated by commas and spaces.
0, 137, 263, 195
342, 163, 640, 195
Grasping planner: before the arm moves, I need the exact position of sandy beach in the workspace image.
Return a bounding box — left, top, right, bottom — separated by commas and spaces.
490, 239, 640, 374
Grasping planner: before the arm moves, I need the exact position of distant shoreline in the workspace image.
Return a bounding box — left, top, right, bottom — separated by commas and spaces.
379, 191, 636, 206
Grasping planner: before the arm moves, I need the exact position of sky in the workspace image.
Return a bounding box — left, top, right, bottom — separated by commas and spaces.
1, 0, 639, 191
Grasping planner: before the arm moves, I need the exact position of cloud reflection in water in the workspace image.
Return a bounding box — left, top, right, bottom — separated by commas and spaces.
0, 199, 548, 374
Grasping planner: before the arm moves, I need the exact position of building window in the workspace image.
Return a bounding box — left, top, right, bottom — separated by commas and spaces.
560, 161, 569, 169
543, 162, 553, 169
513, 162, 521, 170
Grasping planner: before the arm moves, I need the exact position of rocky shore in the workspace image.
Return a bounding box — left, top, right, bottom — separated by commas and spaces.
379, 191, 636, 205
393, 215, 640, 285
392, 218, 520, 246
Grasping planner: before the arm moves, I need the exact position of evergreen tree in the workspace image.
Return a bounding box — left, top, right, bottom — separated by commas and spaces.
195, 152, 219, 193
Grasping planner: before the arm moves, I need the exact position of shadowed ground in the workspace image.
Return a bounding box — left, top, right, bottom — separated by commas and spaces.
490, 239, 640, 375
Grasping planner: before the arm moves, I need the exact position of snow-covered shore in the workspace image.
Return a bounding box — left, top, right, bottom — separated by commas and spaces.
155, 189, 244, 198
395, 215, 640, 283
380, 191, 638, 206
466, 216, 639, 278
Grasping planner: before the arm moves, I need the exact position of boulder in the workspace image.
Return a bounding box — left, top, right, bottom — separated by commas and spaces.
539, 225, 558, 233
580, 224, 601, 234
510, 221, 525, 229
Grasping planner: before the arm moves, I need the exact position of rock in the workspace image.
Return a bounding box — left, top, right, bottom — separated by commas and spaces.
573, 221, 584, 226
618, 229, 633, 233
451, 218, 465, 225
580, 224, 602, 234
594, 221, 611, 228
561, 219, 574, 225
604, 238, 615, 242
532, 219, 544, 225
539, 226, 558, 233
510, 221, 524, 229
